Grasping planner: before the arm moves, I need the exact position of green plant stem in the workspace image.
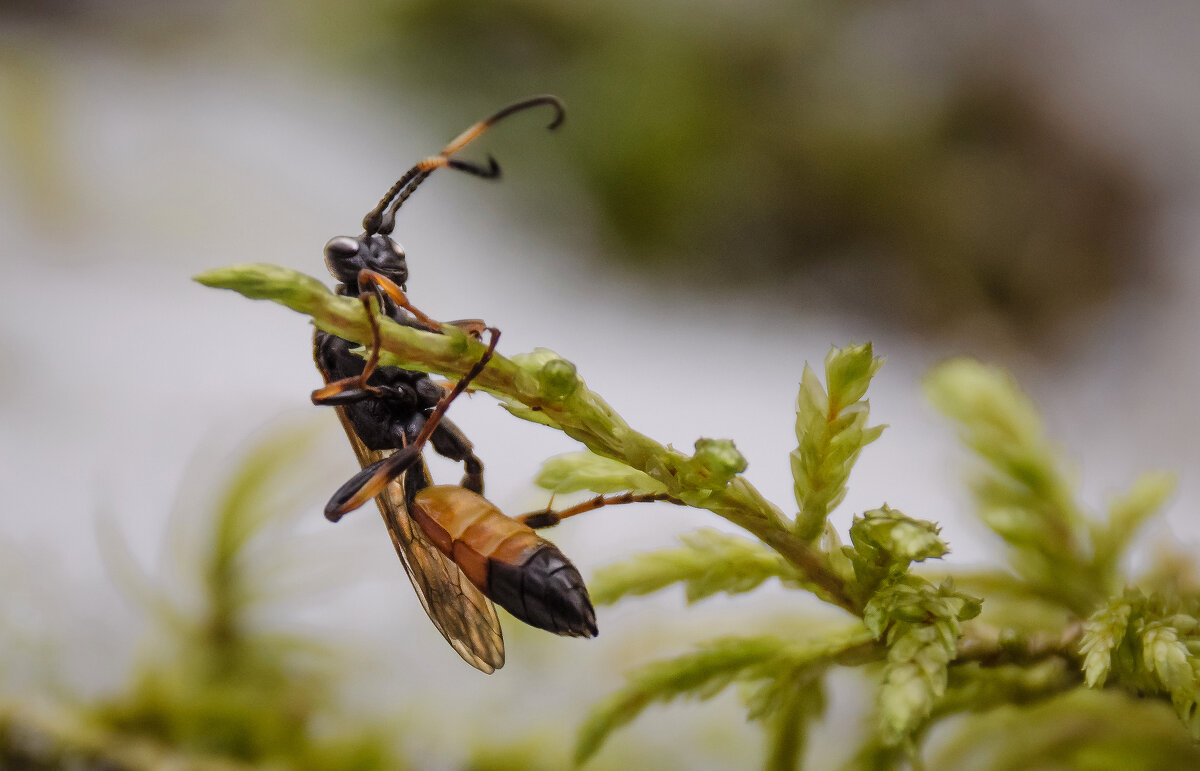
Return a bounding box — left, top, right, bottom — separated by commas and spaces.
196, 264, 859, 613
933, 659, 1082, 721
955, 621, 1084, 668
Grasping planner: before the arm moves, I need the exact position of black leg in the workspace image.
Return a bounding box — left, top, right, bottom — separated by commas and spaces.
409, 328, 500, 448
429, 418, 485, 495
313, 271, 448, 407
312, 293, 386, 405
326, 328, 500, 520
403, 456, 435, 510
325, 445, 423, 521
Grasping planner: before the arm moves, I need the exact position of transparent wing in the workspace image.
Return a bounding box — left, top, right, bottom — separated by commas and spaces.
317, 352, 504, 673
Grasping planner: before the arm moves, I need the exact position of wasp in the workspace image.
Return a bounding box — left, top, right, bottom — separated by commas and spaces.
311, 96, 597, 673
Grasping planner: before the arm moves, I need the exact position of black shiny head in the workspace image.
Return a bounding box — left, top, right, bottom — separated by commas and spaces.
327, 97, 565, 290
323, 233, 408, 289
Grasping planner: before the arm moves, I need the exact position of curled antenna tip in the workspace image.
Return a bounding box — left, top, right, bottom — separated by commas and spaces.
485, 94, 566, 132
543, 99, 566, 130
447, 155, 502, 180
362, 96, 564, 233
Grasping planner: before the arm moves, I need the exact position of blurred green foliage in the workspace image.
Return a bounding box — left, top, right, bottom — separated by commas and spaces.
929, 689, 1200, 771
206, 262, 1200, 768
305, 0, 1148, 333
0, 424, 406, 769
0, 43, 70, 230
96, 424, 405, 769
570, 351, 1199, 769
3, 2, 1189, 766
571, 345, 982, 766
0, 0, 1153, 332
90, 424, 402, 770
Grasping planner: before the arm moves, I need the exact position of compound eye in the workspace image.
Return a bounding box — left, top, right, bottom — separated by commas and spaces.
324, 236, 359, 261
323, 236, 360, 276
390, 239, 405, 259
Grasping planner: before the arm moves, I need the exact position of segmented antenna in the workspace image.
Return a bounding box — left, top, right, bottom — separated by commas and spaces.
362, 95, 565, 236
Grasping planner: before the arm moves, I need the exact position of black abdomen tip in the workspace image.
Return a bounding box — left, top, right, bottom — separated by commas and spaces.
489, 544, 597, 638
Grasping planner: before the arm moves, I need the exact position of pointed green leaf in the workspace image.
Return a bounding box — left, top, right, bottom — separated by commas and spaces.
574, 636, 794, 765
194, 263, 331, 311
575, 629, 872, 766
1094, 472, 1176, 578
590, 529, 796, 605
1080, 595, 1135, 688
792, 346, 885, 541
926, 358, 1100, 614
826, 343, 884, 410
535, 452, 667, 495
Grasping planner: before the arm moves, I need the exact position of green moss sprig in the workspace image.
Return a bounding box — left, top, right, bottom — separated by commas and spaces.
197, 264, 856, 612
198, 265, 1200, 769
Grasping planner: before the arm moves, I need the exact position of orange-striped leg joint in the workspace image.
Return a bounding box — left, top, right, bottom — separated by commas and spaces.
357, 269, 441, 332
517, 492, 682, 529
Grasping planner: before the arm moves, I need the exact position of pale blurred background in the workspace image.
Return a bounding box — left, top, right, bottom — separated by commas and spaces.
2, 1, 1200, 768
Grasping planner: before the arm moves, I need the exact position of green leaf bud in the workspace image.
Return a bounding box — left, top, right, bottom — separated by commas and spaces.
538, 356, 579, 401
850, 505, 948, 567
681, 438, 747, 490
825, 342, 884, 411
1081, 596, 1134, 688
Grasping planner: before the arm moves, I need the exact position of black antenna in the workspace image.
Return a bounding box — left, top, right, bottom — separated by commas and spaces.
362, 95, 565, 236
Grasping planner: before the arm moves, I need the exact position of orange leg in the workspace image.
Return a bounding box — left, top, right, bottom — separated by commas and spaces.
311, 273, 450, 406
357, 269, 441, 332
517, 493, 683, 529
311, 292, 387, 405
324, 328, 500, 521
412, 328, 500, 447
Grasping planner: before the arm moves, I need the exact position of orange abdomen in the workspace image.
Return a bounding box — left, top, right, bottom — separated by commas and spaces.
410, 486, 597, 638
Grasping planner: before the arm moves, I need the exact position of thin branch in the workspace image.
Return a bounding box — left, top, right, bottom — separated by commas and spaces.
196, 264, 859, 613
956, 621, 1085, 667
